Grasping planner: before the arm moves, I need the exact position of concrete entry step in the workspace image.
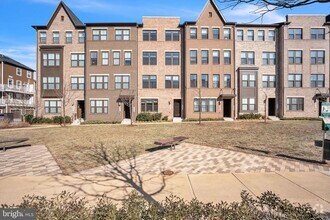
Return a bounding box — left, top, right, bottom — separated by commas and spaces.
173, 117, 182, 123
121, 119, 132, 125
268, 116, 280, 121
223, 117, 234, 122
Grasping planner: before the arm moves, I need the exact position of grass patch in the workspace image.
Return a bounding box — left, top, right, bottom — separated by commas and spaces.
0, 120, 323, 174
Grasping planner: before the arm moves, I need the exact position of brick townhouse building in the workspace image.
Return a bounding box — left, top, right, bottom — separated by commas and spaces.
33, 0, 330, 122
0, 54, 35, 120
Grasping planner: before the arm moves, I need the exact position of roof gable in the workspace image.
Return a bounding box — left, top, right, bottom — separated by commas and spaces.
46, 1, 84, 29
0, 54, 35, 72
196, 0, 227, 24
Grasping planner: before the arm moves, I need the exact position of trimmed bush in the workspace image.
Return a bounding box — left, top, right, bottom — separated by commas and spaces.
162, 116, 169, 121
152, 113, 162, 121
81, 120, 120, 125
52, 116, 64, 124
183, 118, 223, 122
239, 113, 263, 120
31, 117, 53, 124
1, 190, 321, 219
64, 116, 72, 124
136, 112, 163, 122
25, 114, 34, 124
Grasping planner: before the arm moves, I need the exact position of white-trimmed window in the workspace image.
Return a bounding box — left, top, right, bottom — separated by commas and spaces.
268, 30, 275, 41
262, 75, 276, 88
142, 75, 157, 88
288, 74, 302, 88
213, 74, 220, 88
91, 75, 108, 90
45, 100, 61, 114
102, 51, 109, 65
242, 74, 256, 87
78, 31, 85, 43
237, 29, 243, 41
224, 74, 231, 88
16, 80, 22, 89
201, 50, 209, 64
224, 50, 231, 64
247, 30, 254, 41
258, 30, 265, 41
310, 74, 324, 88
224, 28, 231, 40
311, 28, 325, 40
213, 28, 219, 39
190, 28, 197, 39
90, 100, 108, 114
115, 75, 130, 89
8, 78, 14, 88
212, 50, 220, 64
16, 68, 22, 76
242, 98, 255, 111
262, 52, 276, 65
27, 71, 32, 78
143, 30, 157, 41
201, 28, 208, 39
90, 51, 98, 65
241, 52, 255, 65
43, 53, 60, 66
165, 75, 179, 88
165, 30, 180, 41
165, 52, 180, 65
190, 50, 197, 64
311, 50, 325, 64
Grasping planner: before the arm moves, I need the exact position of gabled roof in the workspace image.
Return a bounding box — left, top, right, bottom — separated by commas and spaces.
0, 54, 35, 72
196, 0, 228, 24
33, 1, 84, 30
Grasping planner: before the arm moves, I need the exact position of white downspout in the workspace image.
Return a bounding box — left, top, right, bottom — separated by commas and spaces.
1, 60, 5, 112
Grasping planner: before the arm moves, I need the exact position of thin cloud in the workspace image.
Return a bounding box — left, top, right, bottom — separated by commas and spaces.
223, 4, 285, 24
0, 45, 36, 70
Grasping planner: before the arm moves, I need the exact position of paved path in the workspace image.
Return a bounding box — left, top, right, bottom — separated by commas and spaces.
80, 143, 330, 176
0, 145, 62, 176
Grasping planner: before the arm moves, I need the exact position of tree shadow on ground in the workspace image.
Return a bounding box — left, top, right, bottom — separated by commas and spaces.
51, 143, 168, 205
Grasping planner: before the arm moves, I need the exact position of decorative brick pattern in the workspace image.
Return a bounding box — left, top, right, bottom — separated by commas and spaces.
80, 143, 330, 176
0, 145, 62, 176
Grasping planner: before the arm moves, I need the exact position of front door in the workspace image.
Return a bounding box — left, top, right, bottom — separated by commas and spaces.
319, 100, 322, 116
77, 100, 85, 119
223, 99, 231, 117
173, 99, 181, 117
268, 98, 276, 116
124, 104, 131, 119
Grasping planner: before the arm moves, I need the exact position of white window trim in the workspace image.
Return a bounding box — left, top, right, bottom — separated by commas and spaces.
142, 50, 158, 52
91, 27, 108, 30
16, 68, 22, 76
89, 98, 110, 100
89, 74, 109, 76
114, 74, 131, 76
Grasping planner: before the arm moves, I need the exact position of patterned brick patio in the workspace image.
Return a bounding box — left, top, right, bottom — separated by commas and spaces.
0, 145, 62, 176
80, 143, 330, 176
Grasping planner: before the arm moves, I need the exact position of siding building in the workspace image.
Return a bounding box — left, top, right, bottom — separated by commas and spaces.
0, 54, 35, 120
33, 0, 330, 122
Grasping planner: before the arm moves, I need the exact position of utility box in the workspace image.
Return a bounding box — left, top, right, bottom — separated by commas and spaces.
321, 103, 330, 130
323, 139, 330, 160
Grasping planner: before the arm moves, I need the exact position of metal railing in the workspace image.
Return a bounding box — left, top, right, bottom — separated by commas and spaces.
0, 84, 35, 94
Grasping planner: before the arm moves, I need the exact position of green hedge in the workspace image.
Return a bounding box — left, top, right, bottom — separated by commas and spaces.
81, 120, 120, 125
1, 191, 321, 219
239, 113, 263, 120
136, 112, 162, 122
25, 115, 72, 125
183, 118, 223, 122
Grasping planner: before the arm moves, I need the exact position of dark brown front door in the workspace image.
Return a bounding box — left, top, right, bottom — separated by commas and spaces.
268, 98, 276, 116
77, 100, 85, 119
223, 99, 231, 117
174, 99, 181, 117
124, 104, 131, 119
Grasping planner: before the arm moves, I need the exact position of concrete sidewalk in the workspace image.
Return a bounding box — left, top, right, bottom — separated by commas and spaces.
0, 172, 329, 215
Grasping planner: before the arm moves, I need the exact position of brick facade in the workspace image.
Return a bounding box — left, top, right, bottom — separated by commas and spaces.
33, 1, 330, 122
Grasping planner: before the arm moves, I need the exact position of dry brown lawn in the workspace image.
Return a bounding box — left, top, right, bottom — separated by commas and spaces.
0, 120, 323, 174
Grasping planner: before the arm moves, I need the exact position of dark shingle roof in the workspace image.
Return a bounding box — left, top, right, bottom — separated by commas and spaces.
0, 54, 35, 72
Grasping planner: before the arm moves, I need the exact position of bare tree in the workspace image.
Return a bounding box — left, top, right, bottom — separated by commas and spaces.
218, 0, 328, 22
55, 81, 75, 126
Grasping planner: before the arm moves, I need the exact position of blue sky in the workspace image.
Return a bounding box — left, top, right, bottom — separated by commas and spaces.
0, 0, 329, 70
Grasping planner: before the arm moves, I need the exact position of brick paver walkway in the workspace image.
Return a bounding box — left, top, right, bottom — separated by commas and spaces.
0, 145, 62, 176
80, 143, 330, 176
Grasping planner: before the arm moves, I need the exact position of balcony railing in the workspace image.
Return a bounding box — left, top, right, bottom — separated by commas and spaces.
6, 99, 34, 107
0, 84, 35, 94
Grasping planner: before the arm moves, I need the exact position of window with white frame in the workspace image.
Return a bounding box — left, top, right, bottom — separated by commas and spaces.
190, 28, 197, 39
165, 52, 179, 65
262, 75, 276, 88
262, 52, 276, 65
165, 30, 180, 41
90, 51, 98, 65
288, 28, 302, 39
40, 32, 46, 43
241, 98, 255, 111
247, 30, 254, 41
115, 75, 130, 89
190, 50, 197, 64
90, 100, 108, 114
268, 30, 275, 41
212, 50, 220, 64
224, 28, 231, 39
201, 28, 208, 39
27, 71, 32, 78
311, 28, 325, 40
310, 74, 324, 88
102, 51, 109, 65
45, 100, 61, 114
143, 52, 157, 65
241, 52, 255, 64
201, 50, 209, 64
143, 30, 157, 41
141, 99, 158, 112
288, 50, 302, 64
224, 50, 231, 64
53, 32, 59, 43
213, 28, 219, 39
16, 80, 21, 89
78, 31, 85, 43
224, 74, 231, 88
43, 53, 60, 66
8, 78, 14, 88
16, 68, 22, 76
142, 75, 157, 88
237, 29, 243, 41
258, 30, 265, 41
288, 74, 302, 87
202, 74, 209, 88
311, 50, 325, 64
213, 74, 220, 88
165, 75, 179, 88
